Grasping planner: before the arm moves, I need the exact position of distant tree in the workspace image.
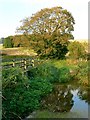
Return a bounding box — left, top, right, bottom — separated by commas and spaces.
12, 35, 30, 47
12, 35, 21, 47
0, 37, 4, 44
17, 6, 75, 59
68, 41, 86, 59
3, 36, 13, 48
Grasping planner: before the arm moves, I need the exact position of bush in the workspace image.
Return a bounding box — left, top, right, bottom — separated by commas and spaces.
58, 67, 71, 83
27, 62, 60, 83
68, 41, 86, 59
3, 36, 13, 48
28, 62, 72, 83
29, 77, 53, 97
2, 67, 53, 119
2, 67, 31, 119
76, 61, 88, 85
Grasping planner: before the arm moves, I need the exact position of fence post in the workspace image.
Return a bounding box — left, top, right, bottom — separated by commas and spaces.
12, 60, 15, 67
21, 59, 24, 68
24, 59, 27, 70
31, 59, 34, 67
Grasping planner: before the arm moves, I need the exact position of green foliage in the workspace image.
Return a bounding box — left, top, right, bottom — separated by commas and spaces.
12, 35, 30, 47
28, 62, 59, 83
3, 35, 31, 48
30, 33, 72, 59
28, 62, 71, 83
58, 67, 71, 83
17, 6, 75, 59
18, 7, 75, 35
29, 77, 53, 97
2, 67, 53, 119
68, 41, 86, 59
3, 36, 13, 48
2, 67, 32, 119
12, 35, 21, 47
76, 61, 88, 81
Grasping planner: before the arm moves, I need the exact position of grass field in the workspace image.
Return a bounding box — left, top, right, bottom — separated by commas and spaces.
1, 47, 37, 56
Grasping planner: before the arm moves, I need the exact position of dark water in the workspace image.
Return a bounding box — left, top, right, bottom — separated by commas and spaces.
33, 83, 90, 118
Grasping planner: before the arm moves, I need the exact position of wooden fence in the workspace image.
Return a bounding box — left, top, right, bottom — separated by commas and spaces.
2, 58, 44, 71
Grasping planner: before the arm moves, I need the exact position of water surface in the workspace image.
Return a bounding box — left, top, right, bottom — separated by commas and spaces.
33, 83, 89, 118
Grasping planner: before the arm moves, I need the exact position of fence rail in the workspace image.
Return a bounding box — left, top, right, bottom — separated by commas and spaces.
2, 58, 44, 71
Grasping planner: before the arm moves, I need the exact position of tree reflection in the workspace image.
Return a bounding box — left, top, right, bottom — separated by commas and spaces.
77, 87, 90, 104
41, 85, 74, 112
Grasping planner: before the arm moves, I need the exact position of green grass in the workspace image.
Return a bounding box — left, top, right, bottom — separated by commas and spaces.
49, 59, 67, 68
42, 59, 78, 70
32, 110, 86, 118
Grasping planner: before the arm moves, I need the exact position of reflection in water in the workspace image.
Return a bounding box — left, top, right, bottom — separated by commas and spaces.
77, 87, 90, 104
30, 83, 90, 118
70, 89, 88, 117
41, 84, 90, 117
41, 85, 74, 112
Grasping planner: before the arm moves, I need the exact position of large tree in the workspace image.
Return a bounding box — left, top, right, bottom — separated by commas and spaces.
17, 6, 75, 59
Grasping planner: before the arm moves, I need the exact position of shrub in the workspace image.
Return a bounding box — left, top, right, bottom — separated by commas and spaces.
2, 68, 31, 119
27, 62, 60, 83
68, 41, 86, 59
3, 36, 13, 48
58, 67, 71, 83
2, 67, 53, 119
29, 77, 53, 97
76, 61, 88, 85
28, 62, 72, 83
2, 67, 40, 119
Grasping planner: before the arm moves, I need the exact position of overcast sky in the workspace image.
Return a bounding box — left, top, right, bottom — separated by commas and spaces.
0, 0, 89, 39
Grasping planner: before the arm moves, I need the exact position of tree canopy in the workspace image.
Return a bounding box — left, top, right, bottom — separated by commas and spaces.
3, 35, 31, 48
17, 6, 75, 59
3, 36, 13, 48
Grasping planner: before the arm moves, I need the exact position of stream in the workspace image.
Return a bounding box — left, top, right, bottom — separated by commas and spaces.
26, 82, 90, 118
